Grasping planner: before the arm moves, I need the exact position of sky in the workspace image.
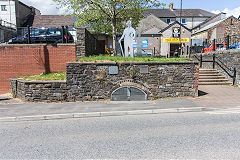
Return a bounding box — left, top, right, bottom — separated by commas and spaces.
20, 0, 240, 18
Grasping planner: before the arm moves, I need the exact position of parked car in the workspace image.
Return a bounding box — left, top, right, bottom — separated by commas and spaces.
8, 27, 74, 44
230, 42, 240, 49
202, 43, 226, 53
134, 49, 152, 56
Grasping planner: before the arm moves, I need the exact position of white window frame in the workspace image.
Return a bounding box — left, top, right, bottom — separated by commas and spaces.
1, 5, 7, 11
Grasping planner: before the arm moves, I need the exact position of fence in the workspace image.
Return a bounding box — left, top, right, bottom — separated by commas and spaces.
191, 35, 240, 54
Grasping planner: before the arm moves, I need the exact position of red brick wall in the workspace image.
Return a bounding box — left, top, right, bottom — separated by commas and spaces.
0, 44, 76, 94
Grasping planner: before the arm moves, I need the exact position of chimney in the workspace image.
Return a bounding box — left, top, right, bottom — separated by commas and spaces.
221, 12, 226, 19
169, 3, 174, 11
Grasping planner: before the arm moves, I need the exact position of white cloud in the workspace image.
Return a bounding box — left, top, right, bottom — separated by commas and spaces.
20, 0, 67, 15
212, 7, 240, 18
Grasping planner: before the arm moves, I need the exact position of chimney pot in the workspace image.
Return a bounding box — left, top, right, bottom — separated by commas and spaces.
169, 3, 174, 11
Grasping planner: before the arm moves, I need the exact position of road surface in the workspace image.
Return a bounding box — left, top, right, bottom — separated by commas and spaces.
1, 109, 240, 159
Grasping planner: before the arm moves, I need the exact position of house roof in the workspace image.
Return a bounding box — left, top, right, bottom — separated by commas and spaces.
145, 9, 176, 18
192, 13, 224, 30
173, 9, 216, 17
145, 8, 215, 18
32, 15, 74, 28
194, 19, 226, 34
160, 21, 191, 33
193, 16, 240, 35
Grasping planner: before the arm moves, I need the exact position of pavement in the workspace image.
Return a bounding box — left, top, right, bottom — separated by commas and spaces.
192, 85, 240, 108
0, 85, 240, 122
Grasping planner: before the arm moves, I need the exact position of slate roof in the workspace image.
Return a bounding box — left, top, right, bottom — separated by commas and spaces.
160, 21, 191, 33
173, 9, 216, 17
145, 9, 176, 18
146, 9, 216, 18
192, 13, 225, 30
32, 15, 75, 28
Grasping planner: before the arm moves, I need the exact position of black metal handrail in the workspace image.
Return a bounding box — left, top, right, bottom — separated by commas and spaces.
194, 53, 237, 85
215, 56, 237, 85
215, 57, 233, 73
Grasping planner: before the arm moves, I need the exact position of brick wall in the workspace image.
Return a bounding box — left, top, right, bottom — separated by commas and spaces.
0, 44, 76, 94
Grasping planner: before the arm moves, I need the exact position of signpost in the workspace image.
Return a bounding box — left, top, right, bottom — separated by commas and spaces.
163, 38, 189, 43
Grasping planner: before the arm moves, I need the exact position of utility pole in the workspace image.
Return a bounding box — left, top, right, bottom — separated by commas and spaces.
179, 0, 183, 56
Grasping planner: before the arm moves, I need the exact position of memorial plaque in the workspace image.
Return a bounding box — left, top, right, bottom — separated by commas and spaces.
139, 65, 149, 74
109, 66, 119, 75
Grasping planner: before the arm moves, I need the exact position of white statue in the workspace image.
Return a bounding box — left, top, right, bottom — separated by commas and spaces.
119, 19, 136, 57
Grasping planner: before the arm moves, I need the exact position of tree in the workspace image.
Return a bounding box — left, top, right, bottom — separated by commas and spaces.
54, 0, 164, 55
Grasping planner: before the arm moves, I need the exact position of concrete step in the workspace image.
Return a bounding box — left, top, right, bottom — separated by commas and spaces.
199, 74, 222, 77
199, 76, 226, 79
198, 82, 232, 85
199, 71, 220, 74
199, 68, 217, 71
199, 79, 229, 82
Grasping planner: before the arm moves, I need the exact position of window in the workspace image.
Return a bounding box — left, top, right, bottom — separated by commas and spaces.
182, 19, 186, 24
1, 5, 7, 11
166, 19, 171, 24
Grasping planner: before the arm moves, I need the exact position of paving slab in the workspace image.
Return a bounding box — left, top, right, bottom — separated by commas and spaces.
191, 85, 240, 108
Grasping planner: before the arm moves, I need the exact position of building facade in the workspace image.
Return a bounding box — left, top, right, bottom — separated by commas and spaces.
145, 3, 216, 29
192, 16, 240, 45
0, 0, 39, 42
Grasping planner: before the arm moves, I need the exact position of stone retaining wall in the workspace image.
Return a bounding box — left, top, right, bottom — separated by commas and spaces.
10, 79, 68, 102
66, 61, 199, 101
11, 61, 199, 102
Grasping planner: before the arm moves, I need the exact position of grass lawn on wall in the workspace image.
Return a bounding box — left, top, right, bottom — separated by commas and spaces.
78, 55, 189, 62
19, 56, 191, 81
19, 72, 66, 81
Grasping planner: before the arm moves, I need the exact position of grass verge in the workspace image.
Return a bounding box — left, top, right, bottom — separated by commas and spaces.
78, 55, 189, 62
19, 72, 66, 81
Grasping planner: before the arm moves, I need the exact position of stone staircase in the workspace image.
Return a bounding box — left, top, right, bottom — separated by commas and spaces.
199, 69, 232, 85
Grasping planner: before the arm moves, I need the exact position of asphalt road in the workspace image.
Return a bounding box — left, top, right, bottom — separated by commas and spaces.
1, 109, 240, 159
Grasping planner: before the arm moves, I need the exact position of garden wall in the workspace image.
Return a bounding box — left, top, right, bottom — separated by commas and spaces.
11, 61, 199, 102
0, 44, 76, 94
10, 79, 68, 102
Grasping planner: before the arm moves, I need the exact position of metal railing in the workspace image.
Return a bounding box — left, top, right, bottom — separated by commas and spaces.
195, 54, 237, 85
191, 35, 240, 54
